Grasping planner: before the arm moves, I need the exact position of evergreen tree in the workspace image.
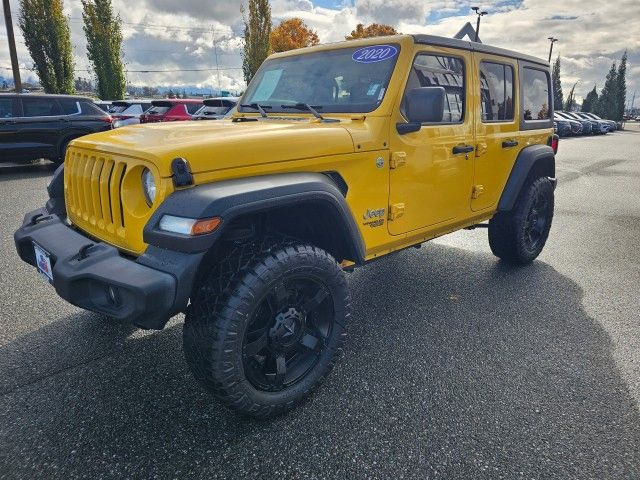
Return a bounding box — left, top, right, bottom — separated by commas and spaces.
581, 85, 598, 112
241, 0, 272, 84
551, 56, 564, 110
595, 62, 617, 119
19, 0, 75, 93
82, 0, 127, 100
564, 82, 577, 111
614, 51, 627, 121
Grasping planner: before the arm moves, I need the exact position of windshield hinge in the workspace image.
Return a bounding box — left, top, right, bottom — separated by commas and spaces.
171, 158, 194, 187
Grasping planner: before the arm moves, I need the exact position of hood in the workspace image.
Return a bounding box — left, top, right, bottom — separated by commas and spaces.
73, 118, 357, 177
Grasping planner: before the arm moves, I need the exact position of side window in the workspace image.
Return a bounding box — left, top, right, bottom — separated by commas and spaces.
186, 103, 201, 114
480, 61, 514, 122
0, 98, 16, 118
22, 97, 61, 117
58, 99, 81, 115
402, 53, 465, 123
79, 101, 107, 115
522, 67, 551, 121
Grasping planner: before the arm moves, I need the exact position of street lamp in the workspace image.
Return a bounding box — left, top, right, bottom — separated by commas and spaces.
548, 37, 558, 63
471, 6, 488, 43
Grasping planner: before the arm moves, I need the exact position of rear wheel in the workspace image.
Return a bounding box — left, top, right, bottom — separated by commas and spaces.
488, 176, 554, 265
183, 237, 349, 418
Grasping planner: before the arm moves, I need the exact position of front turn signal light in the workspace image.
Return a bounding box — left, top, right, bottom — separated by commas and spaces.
159, 215, 221, 236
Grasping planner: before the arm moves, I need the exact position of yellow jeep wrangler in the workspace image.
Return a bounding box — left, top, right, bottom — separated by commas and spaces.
15, 34, 558, 417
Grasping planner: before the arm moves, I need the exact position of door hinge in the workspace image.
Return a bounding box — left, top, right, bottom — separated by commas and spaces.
475, 143, 488, 157
390, 151, 407, 169
388, 203, 405, 220
472, 185, 485, 199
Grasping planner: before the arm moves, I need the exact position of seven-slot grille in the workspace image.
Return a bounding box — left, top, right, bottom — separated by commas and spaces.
65, 149, 127, 235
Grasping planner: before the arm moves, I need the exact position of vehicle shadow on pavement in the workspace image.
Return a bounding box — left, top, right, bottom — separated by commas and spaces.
0, 162, 56, 182
1, 244, 639, 479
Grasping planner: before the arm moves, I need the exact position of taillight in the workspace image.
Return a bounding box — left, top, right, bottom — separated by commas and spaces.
547, 134, 559, 154
102, 116, 113, 124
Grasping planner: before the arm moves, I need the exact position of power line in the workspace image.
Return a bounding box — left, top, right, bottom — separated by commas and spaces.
3, 66, 242, 73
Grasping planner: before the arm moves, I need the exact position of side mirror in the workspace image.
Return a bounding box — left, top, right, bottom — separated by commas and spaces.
397, 86, 446, 134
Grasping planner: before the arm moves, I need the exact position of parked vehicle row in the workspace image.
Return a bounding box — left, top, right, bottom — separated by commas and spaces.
0, 93, 113, 164
0, 95, 238, 164
553, 110, 618, 137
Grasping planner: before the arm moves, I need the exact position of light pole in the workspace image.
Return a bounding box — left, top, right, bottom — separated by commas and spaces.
2, 0, 22, 92
548, 37, 558, 63
471, 6, 487, 43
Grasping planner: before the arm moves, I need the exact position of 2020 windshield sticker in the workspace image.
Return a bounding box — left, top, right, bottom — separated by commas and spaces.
352, 45, 398, 64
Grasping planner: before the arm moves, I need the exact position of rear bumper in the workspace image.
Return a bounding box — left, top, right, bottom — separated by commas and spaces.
14, 208, 203, 329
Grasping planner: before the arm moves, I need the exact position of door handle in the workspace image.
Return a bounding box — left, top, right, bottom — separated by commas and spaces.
502, 140, 519, 148
452, 145, 475, 155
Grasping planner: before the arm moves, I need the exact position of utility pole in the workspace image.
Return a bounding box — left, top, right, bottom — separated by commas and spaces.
2, 0, 22, 92
548, 37, 558, 63
471, 7, 487, 43
212, 27, 221, 96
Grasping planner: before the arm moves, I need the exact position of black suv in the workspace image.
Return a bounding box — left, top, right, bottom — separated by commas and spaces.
0, 94, 112, 165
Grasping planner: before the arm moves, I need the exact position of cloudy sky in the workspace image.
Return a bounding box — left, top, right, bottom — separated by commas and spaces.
1, 0, 638, 103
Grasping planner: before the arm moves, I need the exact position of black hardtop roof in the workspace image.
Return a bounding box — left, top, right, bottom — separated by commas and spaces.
412, 34, 549, 67
0, 92, 95, 101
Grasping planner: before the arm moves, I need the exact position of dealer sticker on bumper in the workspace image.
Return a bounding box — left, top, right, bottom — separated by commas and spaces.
33, 242, 53, 282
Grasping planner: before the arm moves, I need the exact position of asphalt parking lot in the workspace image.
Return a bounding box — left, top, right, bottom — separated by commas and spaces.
1, 125, 639, 479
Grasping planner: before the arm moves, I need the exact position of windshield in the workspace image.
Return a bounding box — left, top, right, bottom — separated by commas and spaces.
240, 44, 400, 114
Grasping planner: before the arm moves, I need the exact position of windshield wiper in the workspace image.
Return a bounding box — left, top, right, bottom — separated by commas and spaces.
281, 103, 324, 120
240, 103, 270, 118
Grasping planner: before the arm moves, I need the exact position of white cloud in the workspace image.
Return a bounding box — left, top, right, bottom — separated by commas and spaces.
0, 0, 637, 103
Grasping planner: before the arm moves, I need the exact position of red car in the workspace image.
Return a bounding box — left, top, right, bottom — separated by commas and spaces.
139, 99, 203, 123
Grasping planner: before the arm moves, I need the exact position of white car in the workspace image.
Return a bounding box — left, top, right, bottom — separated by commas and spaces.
110, 100, 153, 128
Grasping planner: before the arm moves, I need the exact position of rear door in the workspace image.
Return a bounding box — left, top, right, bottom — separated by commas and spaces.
0, 96, 21, 161
471, 53, 519, 211
14, 96, 64, 159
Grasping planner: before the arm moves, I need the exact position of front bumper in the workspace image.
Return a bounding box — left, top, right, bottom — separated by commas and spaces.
14, 208, 203, 329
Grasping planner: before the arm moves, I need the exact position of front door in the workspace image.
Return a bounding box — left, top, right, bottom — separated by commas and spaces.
388, 48, 474, 235
471, 53, 519, 211
0, 96, 20, 161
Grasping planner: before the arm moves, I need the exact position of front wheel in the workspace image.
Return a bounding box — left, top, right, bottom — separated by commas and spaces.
183, 238, 349, 418
488, 176, 554, 265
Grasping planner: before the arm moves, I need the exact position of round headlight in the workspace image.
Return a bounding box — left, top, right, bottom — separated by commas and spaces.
142, 168, 156, 206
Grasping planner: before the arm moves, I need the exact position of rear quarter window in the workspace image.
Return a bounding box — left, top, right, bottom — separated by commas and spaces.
522, 67, 551, 121
185, 103, 202, 114
79, 101, 108, 116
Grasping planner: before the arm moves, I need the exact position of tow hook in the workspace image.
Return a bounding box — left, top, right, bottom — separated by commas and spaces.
77, 243, 95, 260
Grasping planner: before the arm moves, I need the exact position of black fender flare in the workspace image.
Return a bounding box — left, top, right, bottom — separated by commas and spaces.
497, 144, 555, 211
143, 173, 366, 263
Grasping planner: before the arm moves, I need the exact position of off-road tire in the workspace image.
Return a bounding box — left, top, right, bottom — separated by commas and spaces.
183, 237, 350, 418
488, 176, 554, 265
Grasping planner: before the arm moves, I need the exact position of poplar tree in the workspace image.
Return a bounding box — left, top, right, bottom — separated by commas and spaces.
551, 56, 563, 110
82, 0, 126, 100
241, 0, 272, 84
595, 62, 617, 120
581, 85, 598, 112
614, 51, 627, 121
19, 0, 75, 93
